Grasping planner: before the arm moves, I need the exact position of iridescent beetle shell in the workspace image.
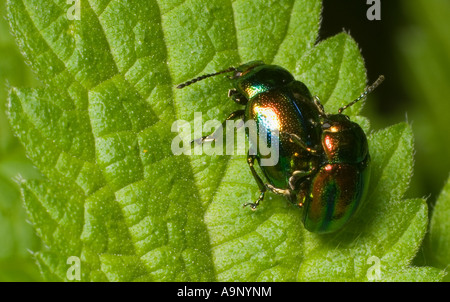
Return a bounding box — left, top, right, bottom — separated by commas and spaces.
230, 62, 322, 190
176, 61, 383, 234
302, 114, 371, 233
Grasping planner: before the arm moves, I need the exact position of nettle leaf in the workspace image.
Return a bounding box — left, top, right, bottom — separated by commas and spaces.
6, 0, 443, 281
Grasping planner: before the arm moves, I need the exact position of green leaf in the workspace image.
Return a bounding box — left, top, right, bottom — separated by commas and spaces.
429, 177, 450, 281
6, 0, 443, 281
0, 0, 42, 281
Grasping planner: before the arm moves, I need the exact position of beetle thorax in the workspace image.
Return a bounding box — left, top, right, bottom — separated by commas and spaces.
235, 65, 295, 99
320, 115, 369, 164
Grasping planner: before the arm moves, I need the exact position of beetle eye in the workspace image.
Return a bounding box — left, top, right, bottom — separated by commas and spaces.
322, 122, 331, 129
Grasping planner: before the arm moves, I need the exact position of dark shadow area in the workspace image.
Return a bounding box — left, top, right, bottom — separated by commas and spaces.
320, 0, 409, 126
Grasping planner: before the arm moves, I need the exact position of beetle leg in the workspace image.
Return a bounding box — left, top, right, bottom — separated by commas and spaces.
243, 153, 266, 210
266, 178, 311, 206
312, 96, 326, 116
281, 132, 320, 155
228, 89, 248, 105
265, 170, 312, 204
191, 109, 245, 146
289, 170, 312, 190
266, 184, 293, 199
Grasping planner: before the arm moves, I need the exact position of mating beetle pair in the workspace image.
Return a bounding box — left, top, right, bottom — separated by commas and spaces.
177, 61, 384, 234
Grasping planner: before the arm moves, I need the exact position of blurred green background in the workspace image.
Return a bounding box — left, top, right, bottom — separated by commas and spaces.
0, 0, 448, 280
0, 0, 42, 281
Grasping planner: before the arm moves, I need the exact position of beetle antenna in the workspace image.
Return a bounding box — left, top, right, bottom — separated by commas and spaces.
338, 75, 385, 114
176, 67, 237, 89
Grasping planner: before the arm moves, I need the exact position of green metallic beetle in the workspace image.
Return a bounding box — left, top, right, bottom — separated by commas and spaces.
177, 61, 384, 234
